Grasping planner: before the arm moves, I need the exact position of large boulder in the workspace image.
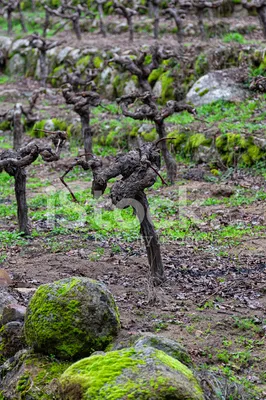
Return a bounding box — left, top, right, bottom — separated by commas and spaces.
59, 347, 204, 399
112, 333, 192, 366
24, 277, 120, 360
186, 69, 249, 106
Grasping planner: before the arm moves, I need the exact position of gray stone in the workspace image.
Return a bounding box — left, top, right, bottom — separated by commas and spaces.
46, 47, 58, 59
2, 304, 26, 325
186, 69, 249, 106
134, 334, 192, 366
253, 136, 266, 150
112, 333, 191, 366
113, 22, 128, 34
183, 23, 196, 35
24, 277, 120, 360
0, 288, 16, 315
0, 350, 64, 399
0, 321, 25, 361
46, 47, 58, 71
153, 80, 162, 97
60, 346, 204, 399
232, 4, 249, 18
138, 123, 153, 133
10, 39, 29, 53
57, 46, 73, 64
44, 119, 55, 131
68, 48, 81, 61
198, 369, 251, 399
105, 83, 115, 98
7, 54, 25, 75
0, 349, 29, 396
0, 36, 12, 52
101, 66, 113, 82
193, 145, 218, 163
124, 79, 137, 95
82, 48, 99, 56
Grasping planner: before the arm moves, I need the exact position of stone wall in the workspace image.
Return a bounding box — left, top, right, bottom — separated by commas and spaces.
1, 35, 265, 104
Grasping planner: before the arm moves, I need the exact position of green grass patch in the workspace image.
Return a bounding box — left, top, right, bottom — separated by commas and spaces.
223, 32, 246, 44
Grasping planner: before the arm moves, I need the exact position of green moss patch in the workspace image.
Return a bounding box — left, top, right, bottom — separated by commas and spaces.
216, 132, 264, 166
0, 120, 11, 131
60, 347, 204, 399
3, 353, 70, 400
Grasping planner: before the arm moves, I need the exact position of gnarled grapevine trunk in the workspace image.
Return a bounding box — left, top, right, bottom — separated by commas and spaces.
61, 142, 166, 285
153, 2, 159, 39
127, 15, 134, 41
258, 6, 266, 38
97, 1, 106, 37
13, 104, 23, 151
0, 132, 67, 235
155, 121, 177, 184
7, 9, 12, 35
62, 85, 100, 159
80, 115, 92, 160
14, 168, 30, 235
72, 16, 82, 40
39, 51, 47, 86
118, 92, 194, 185
136, 191, 165, 284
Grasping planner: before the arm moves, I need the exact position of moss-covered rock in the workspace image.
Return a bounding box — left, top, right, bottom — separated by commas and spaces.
49, 64, 65, 87
148, 66, 164, 85
185, 133, 211, 154
167, 131, 187, 151
93, 55, 104, 69
198, 369, 256, 400
158, 71, 175, 103
111, 332, 192, 366
112, 72, 132, 97
0, 322, 25, 364
0, 350, 70, 400
134, 335, 192, 366
216, 132, 264, 165
140, 128, 157, 142
7, 54, 25, 75
186, 69, 248, 106
76, 55, 91, 70
59, 346, 204, 399
24, 277, 120, 360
